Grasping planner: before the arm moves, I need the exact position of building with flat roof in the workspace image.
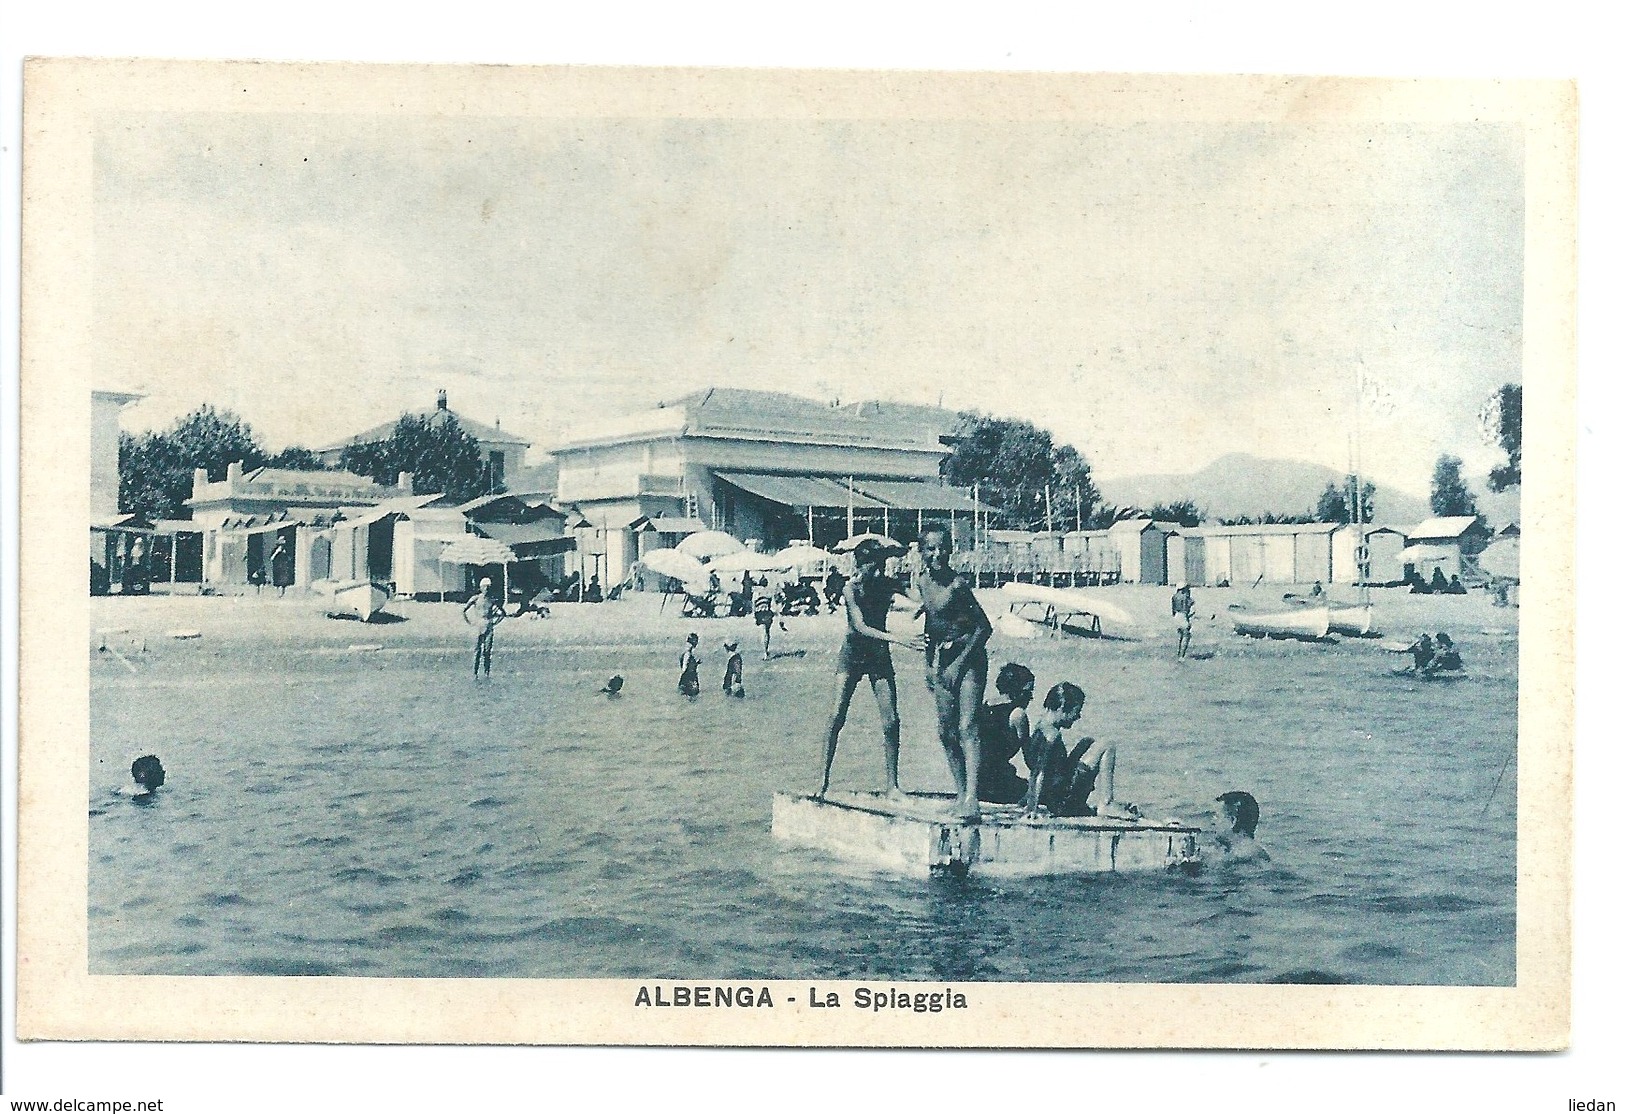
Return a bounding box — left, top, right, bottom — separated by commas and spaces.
552, 388, 975, 585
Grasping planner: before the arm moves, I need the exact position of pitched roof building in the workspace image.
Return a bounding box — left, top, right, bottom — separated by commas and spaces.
315, 389, 539, 494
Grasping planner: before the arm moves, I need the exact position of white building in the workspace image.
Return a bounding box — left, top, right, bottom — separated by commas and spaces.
552, 388, 974, 585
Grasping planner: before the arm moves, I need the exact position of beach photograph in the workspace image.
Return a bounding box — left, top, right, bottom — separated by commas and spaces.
18, 61, 1573, 1054
80, 81, 1527, 986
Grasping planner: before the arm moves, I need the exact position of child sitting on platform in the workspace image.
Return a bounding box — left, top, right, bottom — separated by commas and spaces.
1023, 683, 1138, 820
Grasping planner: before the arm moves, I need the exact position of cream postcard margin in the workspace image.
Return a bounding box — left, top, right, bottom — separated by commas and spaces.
18, 60, 1575, 1048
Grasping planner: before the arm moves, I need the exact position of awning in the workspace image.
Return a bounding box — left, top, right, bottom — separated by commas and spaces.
714, 471, 885, 510
850, 479, 981, 512
339, 494, 447, 528
650, 516, 708, 534
439, 536, 519, 566
90, 513, 146, 530
474, 523, 577, 557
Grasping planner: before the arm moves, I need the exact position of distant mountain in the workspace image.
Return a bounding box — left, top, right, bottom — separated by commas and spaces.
1095, 453, 1434, 528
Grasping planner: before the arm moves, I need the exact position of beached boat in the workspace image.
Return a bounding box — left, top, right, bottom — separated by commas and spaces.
1283, 594, 1374, 637
1230, 604, 1330, 640
324, 579, 390, 622
1327, 603, 1374, 637
999, 584, 1135, 639
771, 791, 1200, 878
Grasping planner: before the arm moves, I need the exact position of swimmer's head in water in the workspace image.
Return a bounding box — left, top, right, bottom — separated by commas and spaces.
1435, 632, 1453, 647
1042, 682, 1086, 719
131, 754, 166, 791
995, 662, 1036, 702
602, 675, 624, 693
1216, 790, 1260, 837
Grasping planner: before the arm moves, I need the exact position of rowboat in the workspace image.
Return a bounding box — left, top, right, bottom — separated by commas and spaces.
772, 791, 1200, 878
1230, 604, 1330, 640
1283, 594, 1373, 637
1328, 603, 1374, 637
324, 579, 390, 622
999, 583, 1136, 639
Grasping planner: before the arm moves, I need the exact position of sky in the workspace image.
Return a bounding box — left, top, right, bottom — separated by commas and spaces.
94, 110, 1524, 496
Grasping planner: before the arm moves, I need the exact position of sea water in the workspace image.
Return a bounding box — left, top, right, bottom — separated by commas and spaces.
89, 598, 1517, 984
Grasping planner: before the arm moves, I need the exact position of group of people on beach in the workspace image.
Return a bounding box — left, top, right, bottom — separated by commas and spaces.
1399, 631, 1465, 676
815, 523, 1135, 822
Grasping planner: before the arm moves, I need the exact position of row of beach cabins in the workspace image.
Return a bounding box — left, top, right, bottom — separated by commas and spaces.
963, 515, 1513, 590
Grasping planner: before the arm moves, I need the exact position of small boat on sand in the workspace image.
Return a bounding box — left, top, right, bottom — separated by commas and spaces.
1230, 604, 1331, 640
1328, 603, 1374, 637
772, 791, 1200, 878
322, 579, 390, 622
999, 584, 1136, 640
1283, 594, 1375, 636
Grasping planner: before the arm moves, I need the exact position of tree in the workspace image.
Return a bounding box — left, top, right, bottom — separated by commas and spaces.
119, 405, 267, 521
1147, 500, 1203, 528
943, 413, 1100, 530
1218, 511, 1317, 526
265, 445, 325, 470
1488, 383, 1522, 491
1315, 475, 1376, 524
339, 413, 496, 503
1430, 454, 1479, 517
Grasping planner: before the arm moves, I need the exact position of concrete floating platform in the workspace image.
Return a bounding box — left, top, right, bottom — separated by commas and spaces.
772, 791, 1201, 878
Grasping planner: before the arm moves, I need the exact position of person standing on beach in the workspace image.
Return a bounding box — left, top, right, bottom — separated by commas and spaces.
722, 639, 745, 697
1171, 583, 1195, 658
462, 576, 504, 678
917, 523, 993, 820
678, 633, 702, 698
816, 539, 923, 801
269, 537, 293, 597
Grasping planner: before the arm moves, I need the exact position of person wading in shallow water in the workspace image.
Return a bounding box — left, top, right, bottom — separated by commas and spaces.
462, 577, 504, 678
816, 538, 922, 802
916, 523, 993, 820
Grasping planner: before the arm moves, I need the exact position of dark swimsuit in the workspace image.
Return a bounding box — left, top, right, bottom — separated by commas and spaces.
976, 701, 1028, 804
923, 573, 988, 675
837, 573, 899, 680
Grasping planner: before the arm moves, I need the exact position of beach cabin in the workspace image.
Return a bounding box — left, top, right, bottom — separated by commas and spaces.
1107, 519, 1175, 585
1178, 522, 1339, 587
458, 494, 576, 600
1331, 524, 1410, 585
1400, 516, 1493, 584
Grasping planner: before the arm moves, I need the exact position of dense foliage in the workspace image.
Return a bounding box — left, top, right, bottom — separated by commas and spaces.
1430, 454, 1480, 518
1315, 476, 1377, 524
1488, 383, 1522, 492
119, 406, 264, 521
942, 413, 1100, 531
118, 406, 328, 521
338, 414, 498, 503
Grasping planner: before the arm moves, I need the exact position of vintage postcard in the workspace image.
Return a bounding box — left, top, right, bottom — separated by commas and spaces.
19, 60, 1574, 1048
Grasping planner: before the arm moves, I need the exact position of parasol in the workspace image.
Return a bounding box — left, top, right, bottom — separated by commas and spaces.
1477, 537, 1520, 580
705, 549, 793, 573
641, 547, 709, 586
833, 533, 905, 554
439, 536, 519, 601
780, 545, 837, 571
676, 530, 745, 560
